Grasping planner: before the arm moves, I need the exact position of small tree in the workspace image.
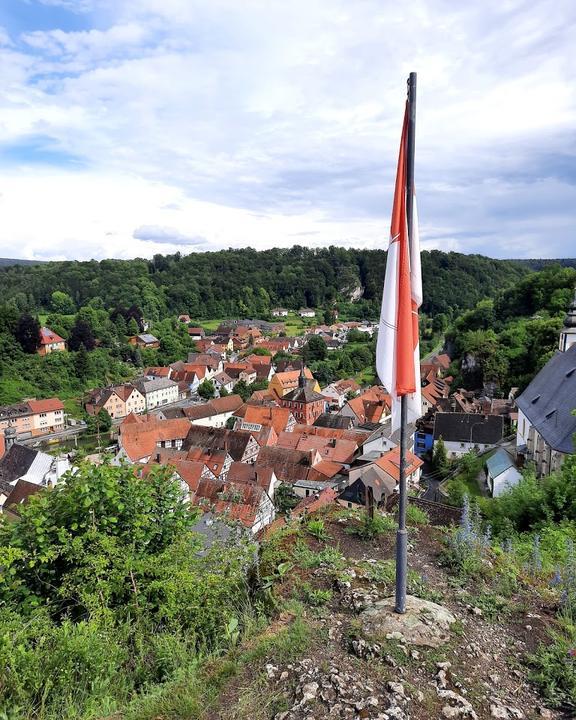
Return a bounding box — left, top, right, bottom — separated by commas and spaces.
198, 379, 216, 400
74, 343, 91, 381
303, 335, 327, 363
69, 320, 96, 351
432, 436, 449, 476
50, 291, 76, 315
16, 313, 41, 354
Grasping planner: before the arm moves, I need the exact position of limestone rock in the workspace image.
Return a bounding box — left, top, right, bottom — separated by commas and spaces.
361, 595, 457, 648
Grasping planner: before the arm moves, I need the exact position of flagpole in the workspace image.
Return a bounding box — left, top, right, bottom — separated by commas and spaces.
395, 71, 417, 615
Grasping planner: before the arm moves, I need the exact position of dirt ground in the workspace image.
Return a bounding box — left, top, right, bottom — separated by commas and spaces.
204, 508, 570, 720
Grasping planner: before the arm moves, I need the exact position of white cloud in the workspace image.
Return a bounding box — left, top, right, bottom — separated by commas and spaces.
1, 0, 575, 259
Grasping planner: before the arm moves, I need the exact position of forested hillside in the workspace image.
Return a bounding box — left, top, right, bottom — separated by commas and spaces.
446, 264, 576, 393
0, 248, 528, 320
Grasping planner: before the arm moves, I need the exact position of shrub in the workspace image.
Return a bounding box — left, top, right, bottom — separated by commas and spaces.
301, 584, 332, 607
405, 504, 430, 526
345, 512, 396, 539
530, 621, 576, 707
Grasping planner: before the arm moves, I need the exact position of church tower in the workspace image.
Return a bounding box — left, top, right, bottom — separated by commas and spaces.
4, 424, 17, 451
559, 288, 576, 352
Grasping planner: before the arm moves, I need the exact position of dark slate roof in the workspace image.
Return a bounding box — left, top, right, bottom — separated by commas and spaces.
313, 413, 353, 430
283, 383, 325, 404
183, 425, 255, 461
0, 444, 37, 484
433, 413, 504, 444
516, 345, 576, 453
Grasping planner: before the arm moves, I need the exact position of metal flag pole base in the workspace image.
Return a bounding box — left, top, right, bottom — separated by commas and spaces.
395, 528, 408, 613
394, 393, 409, 614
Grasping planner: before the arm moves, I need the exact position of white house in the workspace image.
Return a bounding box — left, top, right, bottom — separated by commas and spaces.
485, 448, 522, 497
272, 308, 289, 317
433, 413, 504, 459
135, 378, 179, 411
299, 308, 316, 318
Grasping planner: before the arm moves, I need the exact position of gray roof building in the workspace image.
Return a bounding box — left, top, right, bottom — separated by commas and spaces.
433, 413, 504, 445
516, 345, 576, 454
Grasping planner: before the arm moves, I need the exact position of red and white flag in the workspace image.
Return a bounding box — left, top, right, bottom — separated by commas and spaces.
376, 104, 422, 433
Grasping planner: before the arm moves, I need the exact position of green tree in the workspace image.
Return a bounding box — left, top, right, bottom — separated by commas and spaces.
198, 379, 216, 399
69, 319, 96, 351
74, 344, 91, 380
15, 313, 41, 354
432, 436, 448, 476
303, 335, 327, 363
233, 380, 251, 401
50, 290, 76, 315
127, 317, 140, 336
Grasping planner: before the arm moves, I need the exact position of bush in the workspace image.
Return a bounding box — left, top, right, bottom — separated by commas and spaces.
405, 504, 430, 526
530, 621, 576, 708
346, 512, 396, 539
306, 518, 330, 542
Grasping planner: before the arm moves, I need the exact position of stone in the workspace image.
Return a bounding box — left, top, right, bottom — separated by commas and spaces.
387, 681, 405, 697
300, 681, 319, 705
490, 705, 510, 719
537, 708, 552, 719
438, 689, 478, 719
361, 595, 457, 648
266, 663, 278, 679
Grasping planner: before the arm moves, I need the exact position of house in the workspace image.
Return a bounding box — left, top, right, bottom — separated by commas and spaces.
276, 431, 357, 467
279, 370, 327, 426
187, 353, 223, 373
133, 377, 179, 410
299, 308, 316, 318
212, 371, 235, 395
516, 343, 576, 476
224, 363, 257, 385
178, 314, 191, 324
144, 366, 172, 379
188, 327, 205, 340
27, 399, 66, 435
485, 448, 522, 497
269, 368, 319, 398
227, 461, 279, 500
313, 414, 354, 431
272, 308, 289, 317
116, 416, 191, 463
86, 384, 146, 419
339, 386, 392, 426
0, 439, 70, 511
1, 478, 43, 519
191, 478, 275, 534
0, 398, 65, 438
236, 404, 296, 435
433, 413, 504, 459
322, 379, 361, 408
255, 446, 342, 498
184, 425, 261, 465
181, 395, 243, 428
339, 447, 423, 509
128, 333, 160, 349
37, 326, 66, 356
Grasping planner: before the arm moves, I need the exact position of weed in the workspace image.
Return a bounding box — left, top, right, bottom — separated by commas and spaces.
301, 584, 332, 607
405, 504, 430, 526
306, 518, 330, 542
529, 619, 576, 708
291, 541, 345, 570
462, 590, 510, 620
346, 512, 396, 539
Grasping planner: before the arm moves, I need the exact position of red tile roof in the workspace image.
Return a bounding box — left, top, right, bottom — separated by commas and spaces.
120, 418, 191, 462
27, 398, 64, 414
39, 327, 65, 346
373, 447, 423, 481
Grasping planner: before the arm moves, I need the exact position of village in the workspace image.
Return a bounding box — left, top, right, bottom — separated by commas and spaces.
1, 291, 575, 533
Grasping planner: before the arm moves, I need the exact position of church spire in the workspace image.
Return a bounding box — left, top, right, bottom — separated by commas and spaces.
298, 365, 307, 388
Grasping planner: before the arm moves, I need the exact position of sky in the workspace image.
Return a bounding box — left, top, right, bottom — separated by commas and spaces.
0, 0, 575, 261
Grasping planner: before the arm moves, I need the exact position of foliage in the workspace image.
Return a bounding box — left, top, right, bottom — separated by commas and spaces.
198, 379, 216, 399
274, 483, 300, 514
345, 512, 396, 539
432, 437, 448, 476
302, 335, 327, 363
405, 504, 430, 526
529, 620, 576, 708
0, 463, 256, 719
306, 518, 330, 541
15, 313, 40, 354
441, 495, 491, 580
301, 584, 332, 607
0, 248, 529, 322
481, 456, 576, 535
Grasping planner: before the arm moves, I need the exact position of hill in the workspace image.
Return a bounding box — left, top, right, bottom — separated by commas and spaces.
0, 248, 529, 320
0, 257, 43, 267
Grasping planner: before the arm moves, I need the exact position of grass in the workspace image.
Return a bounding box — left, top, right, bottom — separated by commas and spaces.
355, 366, 376, 386
118, 604, 314, 720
